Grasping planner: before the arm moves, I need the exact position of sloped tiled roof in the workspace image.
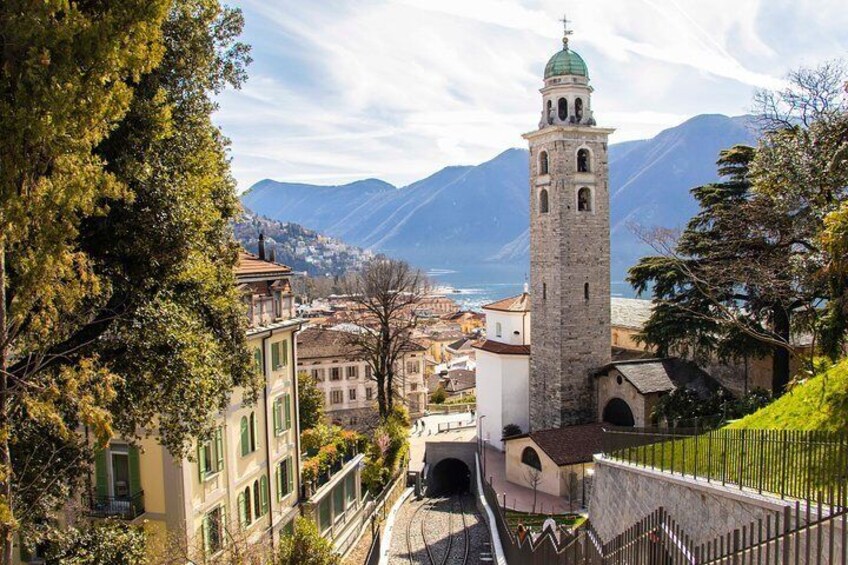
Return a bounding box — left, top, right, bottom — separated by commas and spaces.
598, 358, 720, 396
297, 327, 359, 360
472, 340, 530, 356
236, 251, 292, 277
506, 423, 604, 466
483, 293, 531, 313
447, 337, 473, 352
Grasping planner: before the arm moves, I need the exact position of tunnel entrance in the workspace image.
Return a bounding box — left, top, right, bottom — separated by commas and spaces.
429, 458, 471, 495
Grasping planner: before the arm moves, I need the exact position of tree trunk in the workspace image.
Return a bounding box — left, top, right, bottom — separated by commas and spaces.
772, 304, 791, 395
0, 244, 13, 565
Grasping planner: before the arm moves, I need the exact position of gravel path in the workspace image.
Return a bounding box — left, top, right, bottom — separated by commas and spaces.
387, 493, 490, 565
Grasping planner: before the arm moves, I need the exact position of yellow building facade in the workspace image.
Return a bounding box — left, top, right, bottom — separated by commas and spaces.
83, 249, 303, 561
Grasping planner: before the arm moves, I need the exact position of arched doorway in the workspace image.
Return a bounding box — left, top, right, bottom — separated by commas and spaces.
429, 458, 471, 495
603, 398, 635, 427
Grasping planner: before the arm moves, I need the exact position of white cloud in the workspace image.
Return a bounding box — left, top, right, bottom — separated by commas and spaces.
215, 0, 846, 190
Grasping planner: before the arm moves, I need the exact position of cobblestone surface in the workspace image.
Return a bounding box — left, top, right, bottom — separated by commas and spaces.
387, 493, 490, 564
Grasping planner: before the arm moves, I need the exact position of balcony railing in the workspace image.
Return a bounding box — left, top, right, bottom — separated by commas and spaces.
88, 491, 145, 520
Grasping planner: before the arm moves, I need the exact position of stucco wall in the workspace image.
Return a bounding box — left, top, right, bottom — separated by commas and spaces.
476, 350, 530, 451
505, 437, 560, 497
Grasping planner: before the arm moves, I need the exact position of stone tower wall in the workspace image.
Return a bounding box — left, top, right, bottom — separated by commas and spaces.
528, 128, 611, 430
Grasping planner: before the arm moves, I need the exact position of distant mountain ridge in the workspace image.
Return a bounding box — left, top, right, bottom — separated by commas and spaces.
242, 114, 758, 283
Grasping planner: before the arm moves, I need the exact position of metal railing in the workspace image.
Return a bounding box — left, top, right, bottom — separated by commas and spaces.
602, 427, 848, 503
88, 491, 145, 520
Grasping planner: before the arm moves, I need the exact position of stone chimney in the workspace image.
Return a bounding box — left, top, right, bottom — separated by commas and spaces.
269, 247, 277, 263
258, 232, 266, 260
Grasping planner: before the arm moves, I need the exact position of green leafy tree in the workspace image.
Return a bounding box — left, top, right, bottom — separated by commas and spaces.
297, 371, 326, 431
44, 521, 147, 565
0, 1, 168, 560
629, 62, 848, 394
1, 0, 253, 558
275, 517, 340, 565
430, 386, 447, 405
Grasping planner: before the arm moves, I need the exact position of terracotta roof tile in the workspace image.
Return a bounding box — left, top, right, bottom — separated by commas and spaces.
472, 339, 530, 356
506, 423, 604, 466
482, 293, 530, 313
236, 251, 292, 277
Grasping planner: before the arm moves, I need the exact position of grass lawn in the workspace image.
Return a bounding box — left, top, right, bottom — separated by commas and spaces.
605, 359, 848, 502
504, 509, 586, 531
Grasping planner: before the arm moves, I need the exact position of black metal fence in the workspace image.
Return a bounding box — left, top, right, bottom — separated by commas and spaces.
602, 427, 848, 503
88, 490, 145, 520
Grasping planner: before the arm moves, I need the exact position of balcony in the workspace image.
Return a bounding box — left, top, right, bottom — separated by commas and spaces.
88, 491, 145, 520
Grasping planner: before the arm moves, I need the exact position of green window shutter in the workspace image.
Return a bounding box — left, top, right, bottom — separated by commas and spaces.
240, 416, 249, 457
286, 457, 293, 495
237, 492, 246, 528
220, 505, 228, 548
215, 427, 224, 471
197, 443, 205, 482
260, 475, 269, 515
282, 340, 289, 366
254, 348, 263, 375
95, 449, 108, 497
271, 342, 280, 370
284, 393, 292, 431
273, 398, 281, 434
275, 467, 280, 502
128, 446, 141, 495
202, 516, 211, 555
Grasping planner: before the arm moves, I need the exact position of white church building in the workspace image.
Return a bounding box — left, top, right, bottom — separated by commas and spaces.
473, 291, 531, 450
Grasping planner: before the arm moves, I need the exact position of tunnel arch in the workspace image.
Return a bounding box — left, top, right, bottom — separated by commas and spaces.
429, 457, 471, 495
602, 397, 635, 427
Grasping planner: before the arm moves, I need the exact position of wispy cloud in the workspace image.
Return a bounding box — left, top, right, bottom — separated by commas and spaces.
216, 0, 846, 190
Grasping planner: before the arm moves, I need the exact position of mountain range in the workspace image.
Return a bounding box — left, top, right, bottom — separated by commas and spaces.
242, 114, 758, 287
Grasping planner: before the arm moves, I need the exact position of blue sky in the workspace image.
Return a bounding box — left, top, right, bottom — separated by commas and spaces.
214, 0, 847, 191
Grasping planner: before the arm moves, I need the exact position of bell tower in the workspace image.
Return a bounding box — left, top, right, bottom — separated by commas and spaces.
524, 18, 614, 430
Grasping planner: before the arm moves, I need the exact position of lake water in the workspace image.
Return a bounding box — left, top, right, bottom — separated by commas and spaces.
426, 263, 635, 311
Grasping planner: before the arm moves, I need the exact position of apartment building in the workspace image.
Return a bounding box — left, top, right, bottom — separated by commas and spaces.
83, 249, 302, 560
297, 327, 427, 427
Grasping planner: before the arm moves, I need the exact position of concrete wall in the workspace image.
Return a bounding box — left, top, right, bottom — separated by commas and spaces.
589, 457, 845, 558
485, 309, 531, 346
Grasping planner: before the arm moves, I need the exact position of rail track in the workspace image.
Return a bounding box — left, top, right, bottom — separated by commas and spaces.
395, 493, 481, 565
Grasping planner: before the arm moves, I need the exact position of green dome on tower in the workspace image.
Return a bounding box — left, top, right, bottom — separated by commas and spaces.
544, 48, 588, 79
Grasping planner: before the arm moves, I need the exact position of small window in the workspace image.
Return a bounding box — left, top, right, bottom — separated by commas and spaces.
578, 187, 592, 212
203, 506, 224, 555
575, 97, 584, 121
330, 367, 341, 381
366, 387, 373, 400
331, 390, 343, 404
365, 365, 372, 379
521, 446, 542, 471
346, 365, 358, 379
543, 282, 547, 300
577, 148, 590, 173
496, 322, 502, 338
539, 151, 549, 175
539, 189, 549, 214
349, 388, 357, 401
584, 282, 590, 301
546, 100, 553, 125
558, 97, 568, 121
277, 457, 294, 500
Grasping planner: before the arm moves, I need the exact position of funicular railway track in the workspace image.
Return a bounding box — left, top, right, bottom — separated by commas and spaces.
401, 493, 476, 565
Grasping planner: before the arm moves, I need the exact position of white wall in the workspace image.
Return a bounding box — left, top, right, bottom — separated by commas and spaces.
484, 310, 531, 347
476, 350, 530, 451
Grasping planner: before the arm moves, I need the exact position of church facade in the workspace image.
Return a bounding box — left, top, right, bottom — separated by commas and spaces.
524, 27, 614, 430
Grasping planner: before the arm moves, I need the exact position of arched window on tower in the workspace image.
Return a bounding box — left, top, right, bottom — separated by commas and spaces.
577, 148, 590, 173
539, 189, 549, 214
557, 97, 568, 121
539, 151, 549, 175
575, 98, 584, 122
546, 100, 553, 125
521, 447, 542, 471
577, 187, 592, 212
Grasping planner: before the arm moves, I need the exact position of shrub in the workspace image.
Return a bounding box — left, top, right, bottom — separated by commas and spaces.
502, 423, 523, 438
430, 386, 447, 404
45, 520, 147, 565
275, 517, 340, 565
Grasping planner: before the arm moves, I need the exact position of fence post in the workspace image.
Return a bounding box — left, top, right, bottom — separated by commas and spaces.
732, 529, 740, 565
738, 429, 746, 490
781, 505, 790, 565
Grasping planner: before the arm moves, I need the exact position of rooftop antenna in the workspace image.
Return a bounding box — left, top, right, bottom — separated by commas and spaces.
560, 13, 573, 50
